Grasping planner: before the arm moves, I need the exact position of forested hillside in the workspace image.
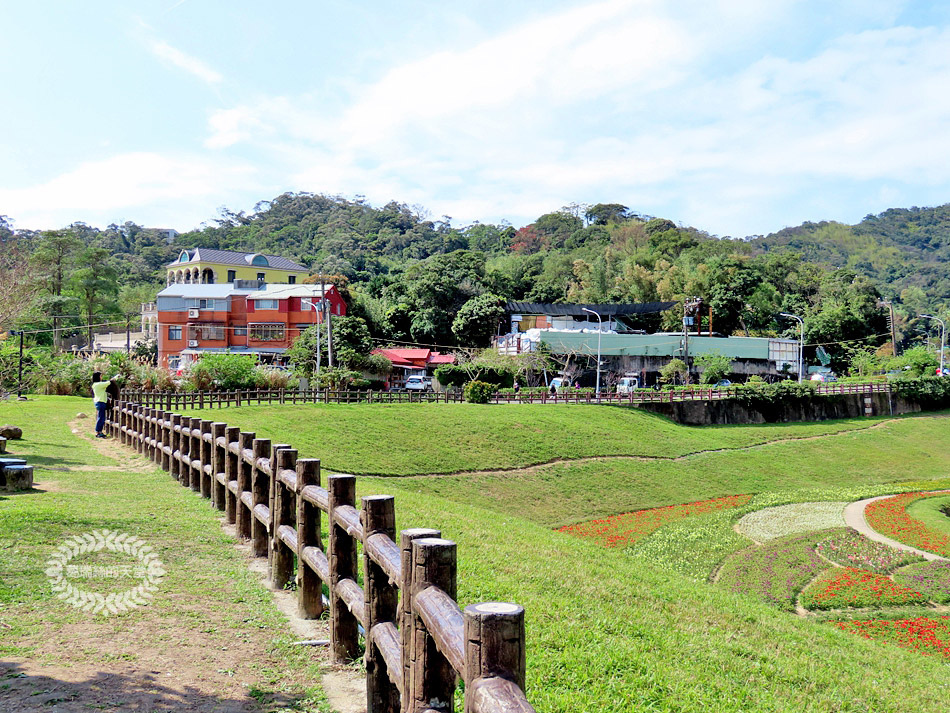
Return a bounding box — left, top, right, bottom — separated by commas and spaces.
4, 195, 949, 367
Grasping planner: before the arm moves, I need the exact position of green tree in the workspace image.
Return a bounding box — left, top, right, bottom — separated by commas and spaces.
451, 294, 506, 347
660, 358, 687, 385
694, 352, 732, 384
71, 246, 120, 348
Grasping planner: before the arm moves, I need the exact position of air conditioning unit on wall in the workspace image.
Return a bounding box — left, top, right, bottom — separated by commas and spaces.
188, 340, 199, 348
188, 308, 200, 318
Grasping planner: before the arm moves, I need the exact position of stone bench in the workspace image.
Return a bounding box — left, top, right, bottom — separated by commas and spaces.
0, 457, 28, 491
2, 465, 33, 491
0, 436, 6, 454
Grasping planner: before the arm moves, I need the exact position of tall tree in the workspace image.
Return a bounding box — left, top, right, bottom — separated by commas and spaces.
71, 247, 120, 348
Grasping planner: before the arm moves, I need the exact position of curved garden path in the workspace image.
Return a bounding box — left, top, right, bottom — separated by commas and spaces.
842, 492, 950, 562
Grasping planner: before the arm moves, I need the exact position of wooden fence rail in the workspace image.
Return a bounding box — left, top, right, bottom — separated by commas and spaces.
122, 381, 891, 409
106, 400, 535, 713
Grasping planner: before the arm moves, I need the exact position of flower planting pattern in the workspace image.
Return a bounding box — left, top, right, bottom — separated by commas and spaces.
735, 502, 848, 542
814, 529, 923, 573
865, 492, 950, 556
832, 617, 950, 660
892, 560, 950, 604
558, 494, 752, 548
717, 532, 830, 612
800, 567, 926, 610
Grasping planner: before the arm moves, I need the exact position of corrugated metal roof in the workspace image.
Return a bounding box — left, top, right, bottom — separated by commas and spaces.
507, 301, 676, 317
168, 248, 307, 271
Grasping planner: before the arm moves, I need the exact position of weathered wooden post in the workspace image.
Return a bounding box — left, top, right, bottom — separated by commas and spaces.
463, 603, 527, 713
159, 411, 171, 471
169, 414, 181, 481
211, 422, 227, 510
363, 495, 400, 713
236, 432, 255, 539
200, 420, 213, 498
189, 417, 203, 492
271, 448, 297, 589
267, 443, 292, 564
400, 527, 440, 710
328, 474, 360, 661
409, 537, 457, 713
224, 426, 241, 523
296, 458, 324, 619
251, 438, 271, 558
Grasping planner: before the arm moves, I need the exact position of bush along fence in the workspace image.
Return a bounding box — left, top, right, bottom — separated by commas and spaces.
106, 401, 535, 713
121, 381, 892, 409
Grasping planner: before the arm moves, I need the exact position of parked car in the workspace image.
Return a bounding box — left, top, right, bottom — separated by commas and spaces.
404, 375, 433, 392
809, 373, 837, 383
715, 379, 732, 387
548, 377, 565, 392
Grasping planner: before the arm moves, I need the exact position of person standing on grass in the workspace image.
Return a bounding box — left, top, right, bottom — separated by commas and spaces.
91, 372, 109, 439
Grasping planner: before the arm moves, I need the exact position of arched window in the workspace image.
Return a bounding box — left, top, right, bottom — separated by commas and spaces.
246, 253, 269, 267
201, 268, 215, 284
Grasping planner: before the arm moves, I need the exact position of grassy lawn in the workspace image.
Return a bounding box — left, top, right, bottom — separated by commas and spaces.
5, 396, 950, 711
0, 397, 332, 711
180, 401, 881, 475
905, 493, 950, 538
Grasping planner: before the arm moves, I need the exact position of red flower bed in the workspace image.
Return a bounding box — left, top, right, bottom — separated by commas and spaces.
833, 616, 950, 659
558, 494, 752, 548
865, 492, 950, 556
800, 567, 926, 610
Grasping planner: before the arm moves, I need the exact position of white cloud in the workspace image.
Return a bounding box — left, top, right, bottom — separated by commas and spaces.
147, 38, 223, 85
0, 152, 258, 230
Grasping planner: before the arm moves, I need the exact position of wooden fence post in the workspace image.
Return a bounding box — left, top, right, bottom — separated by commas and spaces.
267, 442, 291, 566
211, 422, 226, 510
189, 417, 203, 492
296, 458, 325, 619
409, 537, 457, 713
328, 474, 360, 661
463, 603, 526, 713
251, 438, 272, 558
271, 448, 297, 589
236, 432, 255, 539
224, 426, 241, 523
362, 495, 399, 713
169, 414, 181, 481
399, 526, 441, 711
200, 420, 214, 498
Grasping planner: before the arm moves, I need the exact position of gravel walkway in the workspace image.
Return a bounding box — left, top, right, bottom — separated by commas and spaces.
842, 491, 950, 562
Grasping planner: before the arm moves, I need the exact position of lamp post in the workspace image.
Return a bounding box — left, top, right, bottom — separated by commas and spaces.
780, 313, 804, 383
581, 307, 602, 402
920, 314, 946, 376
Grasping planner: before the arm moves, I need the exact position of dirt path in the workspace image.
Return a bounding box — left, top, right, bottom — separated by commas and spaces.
388, 414, 925, 480
1, 423, 364, 713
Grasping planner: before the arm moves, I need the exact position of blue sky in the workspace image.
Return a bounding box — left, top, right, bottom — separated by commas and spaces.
3, 1, 950, 238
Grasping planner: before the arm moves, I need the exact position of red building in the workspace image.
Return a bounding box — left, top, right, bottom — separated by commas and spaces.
371, 348, 456, 388
157, 282, 346, 371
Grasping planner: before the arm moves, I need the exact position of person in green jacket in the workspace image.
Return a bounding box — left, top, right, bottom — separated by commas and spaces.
92, 372, 109, 438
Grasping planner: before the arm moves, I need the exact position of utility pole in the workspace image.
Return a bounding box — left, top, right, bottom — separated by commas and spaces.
683, 297, 702, 385
17, 330, 25, 399
920, 314, 946, 376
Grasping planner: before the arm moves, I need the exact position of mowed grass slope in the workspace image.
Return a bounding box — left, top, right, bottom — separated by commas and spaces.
8, 397, 950, 711
180, 402, 878, 475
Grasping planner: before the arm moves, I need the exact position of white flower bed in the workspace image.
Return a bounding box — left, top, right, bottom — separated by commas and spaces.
735, 502, 849, 541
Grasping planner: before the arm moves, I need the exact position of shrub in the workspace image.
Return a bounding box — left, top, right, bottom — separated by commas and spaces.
185, 353, 258, 391
436, 364, 514, 388
463, 380, 495, 404
255, 366, 294, 390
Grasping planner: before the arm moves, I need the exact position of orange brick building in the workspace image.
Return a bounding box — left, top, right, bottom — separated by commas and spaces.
157, 281, 346, 371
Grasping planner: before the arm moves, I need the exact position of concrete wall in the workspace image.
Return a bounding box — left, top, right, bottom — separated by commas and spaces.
636, 392, 923, 425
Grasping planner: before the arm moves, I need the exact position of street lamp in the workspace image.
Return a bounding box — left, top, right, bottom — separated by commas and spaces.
779, 313, 804, 383
920, 314, 946, 376
581, 307, 602, 402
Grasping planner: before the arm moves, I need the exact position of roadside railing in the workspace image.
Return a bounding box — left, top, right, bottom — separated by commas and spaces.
122, 381, 891, 409
107, 401, 535, 713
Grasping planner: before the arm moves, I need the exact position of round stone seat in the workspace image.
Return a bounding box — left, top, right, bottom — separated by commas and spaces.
1, 463, 33, 491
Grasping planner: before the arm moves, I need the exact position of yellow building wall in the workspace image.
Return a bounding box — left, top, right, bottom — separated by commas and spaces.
166, 262, 307, 284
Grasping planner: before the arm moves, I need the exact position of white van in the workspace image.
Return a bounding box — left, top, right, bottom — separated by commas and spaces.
617, 376, 639, 394
404, 375, 432, 391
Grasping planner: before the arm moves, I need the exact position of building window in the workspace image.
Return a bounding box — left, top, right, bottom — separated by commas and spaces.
168, 356, 181, 370
249, 323, 285, 341
168, 325, 182, 340
254, 299, 279, 310
257, 272, 266, 281
227, 270, 236, 282
233, 327, 247, 337
188, 298, 219, 310
288, 275, 296, 284
187, 324, 225, 341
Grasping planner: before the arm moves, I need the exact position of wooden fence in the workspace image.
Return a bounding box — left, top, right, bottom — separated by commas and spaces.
106, 401, 535, 713
122, 381, 891, 410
